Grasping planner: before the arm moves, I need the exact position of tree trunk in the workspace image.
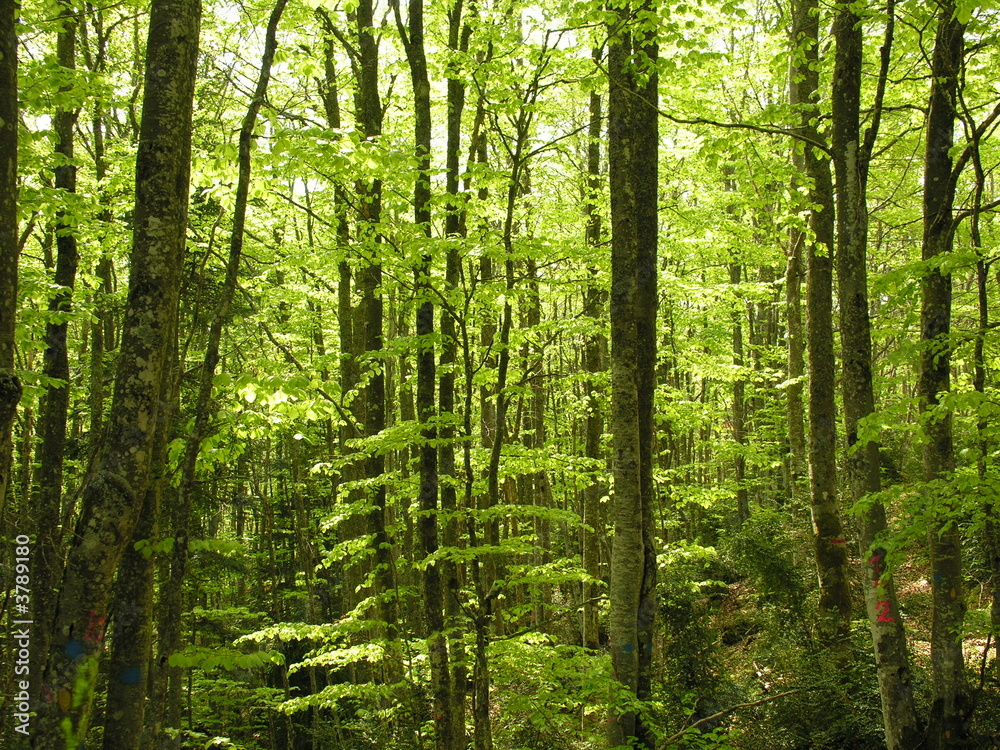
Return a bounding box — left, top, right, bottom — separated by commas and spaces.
582, 71, 605, 652
30, 5, 79, 705
443, 2, 472, 743
729, 262, 749, 525
968, 106, 1000, 689
784, 221, 806, 503
103, 336, 176, 750
317, 13, 367, 634
790, 0, 852, 653
149, 4, 285, 742
396, 0, 453, 741
0, 0, 20, 516
32, 0, 200, 744
607, 5, 657, 746
831, 2, 920, 745
355, 0, 402, 683
920, 4, 967, 745
525, 258, 552, 626
83, 4, 115, 447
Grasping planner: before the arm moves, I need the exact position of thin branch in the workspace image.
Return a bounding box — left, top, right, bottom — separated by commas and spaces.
861, 0, 895, 172
662, 688, 816, 746
950, 98, 1000, 184
657, 111, 833, 156
271, 189, 338, 229
258, 320, 362, 434
953, 196, 1000, 227
590, 57, 833, 155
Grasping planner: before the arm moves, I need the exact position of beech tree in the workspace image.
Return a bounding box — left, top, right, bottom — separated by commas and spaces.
789, 0, 851, 653
31, 0, 79, 703
0, 0, 19, 514
33, 0, 200, 744
830, 0, 918, 745
920, 2, 968, 745
607, 1, 658, 745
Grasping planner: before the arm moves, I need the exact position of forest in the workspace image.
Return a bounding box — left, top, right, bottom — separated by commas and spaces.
1, 0, 999, 746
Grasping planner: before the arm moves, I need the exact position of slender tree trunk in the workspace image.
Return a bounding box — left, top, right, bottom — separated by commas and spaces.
443, 3, 472, 743
784, 223, 806, 502
582, 71, 605, 652
607, 5, 657, 746
920, 4, 967, 745
729, 263, 749, 525
354, 0, 402, 683
396, 0, 453, 742
32, 0, 200, 744
968, 118, 1000, 687
831, 2, 919, 746
90, 254, 113, 441
487, 79, 540, 638
790, 0, 852, 653
317, 14, 369, 642
0, 0, 20, 517
149, 5, 285, 743
633, 42, 658, 750
30, 5, 79, 704
784, 23, 807, 507
83, 4, 114, 447
525, 258, 552, 626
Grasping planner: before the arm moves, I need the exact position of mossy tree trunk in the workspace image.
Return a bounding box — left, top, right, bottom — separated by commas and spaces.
31, 2, 79, 705
104, 334, 177, 750
831, 1, 919, 745
582, 66, 605, 651
32, 0, 200, 745
0, 0, 20, 513
920, 3, 968, 745
790, 0, 852, 653
607, 3, 657, 746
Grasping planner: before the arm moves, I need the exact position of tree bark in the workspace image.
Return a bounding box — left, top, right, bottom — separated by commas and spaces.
920, 3, 967, 745
582, 69, 605, 652
607, 5, 657, 746
831, 2, 919, 746
354, 0, 402, 683
32, 0, 200, 744
0, 0, 20, 517
31, 4, 79, 704
790, 0, 852, 653
395, 0, 453, 741
103, 334, 176, 750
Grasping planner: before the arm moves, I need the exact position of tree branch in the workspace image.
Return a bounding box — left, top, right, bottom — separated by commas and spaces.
662, 688, 815, 746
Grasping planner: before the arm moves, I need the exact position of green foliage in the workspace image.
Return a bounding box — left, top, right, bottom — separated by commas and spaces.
168, 645, 285, 671
7, 0, 1000, 746
721, 511, 807, 625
